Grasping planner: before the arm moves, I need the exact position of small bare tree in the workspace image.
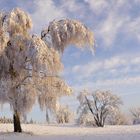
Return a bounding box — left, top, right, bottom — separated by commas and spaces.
77, 90, 122, 127
130, 107, 140, 124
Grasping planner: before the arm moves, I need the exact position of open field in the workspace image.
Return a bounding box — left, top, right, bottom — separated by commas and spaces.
0, 124, 140, 140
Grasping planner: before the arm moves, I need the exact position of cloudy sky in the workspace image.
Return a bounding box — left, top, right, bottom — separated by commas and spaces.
0, 0, 140, 122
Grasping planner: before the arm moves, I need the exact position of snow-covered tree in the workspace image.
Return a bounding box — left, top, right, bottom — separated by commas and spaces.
0, 8, 37, 132
56, 105, 73, 124
77, 90, 122, 127
130, 107, 140, 124
38, 77, 72, 123
0, 8, 94, 132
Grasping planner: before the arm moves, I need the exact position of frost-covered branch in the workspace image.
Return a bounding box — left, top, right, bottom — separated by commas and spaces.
41, 19, 95, 53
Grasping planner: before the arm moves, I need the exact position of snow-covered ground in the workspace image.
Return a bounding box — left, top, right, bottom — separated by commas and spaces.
0, 124, 140, 140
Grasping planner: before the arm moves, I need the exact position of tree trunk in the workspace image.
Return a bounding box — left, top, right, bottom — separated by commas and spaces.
46, 108, 49, 123
94, 116, 104, 127
13, 111, 22, 132
99, 122, 104, 127
23, 114, 27, 124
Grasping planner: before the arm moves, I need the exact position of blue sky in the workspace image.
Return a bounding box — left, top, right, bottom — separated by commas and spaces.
0, 0, 140, 122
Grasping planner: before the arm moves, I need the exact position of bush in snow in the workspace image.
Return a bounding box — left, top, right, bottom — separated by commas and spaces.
130, 107, 140, 125
76, 112, 96, 126
106, 109, 128, 125
56, 105, 73, 124
0, 116, 13, 123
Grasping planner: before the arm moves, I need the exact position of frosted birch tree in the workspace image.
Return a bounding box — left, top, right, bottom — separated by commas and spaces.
0, 8, 94, 132
0, 8, 61, 132
77, 90, 122, 127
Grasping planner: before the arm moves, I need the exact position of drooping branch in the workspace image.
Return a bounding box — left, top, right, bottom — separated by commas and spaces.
41, 19, 95, 53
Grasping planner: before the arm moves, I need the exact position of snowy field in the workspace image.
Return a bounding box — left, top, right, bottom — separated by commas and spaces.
0, 124, 140, 140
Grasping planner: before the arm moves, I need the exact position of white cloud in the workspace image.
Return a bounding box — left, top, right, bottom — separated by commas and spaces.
132, 57, 140, 65
31, 0, 66, 33
84, 0, 109, 15
124, 17, 140, 41
71, 57, 101, 75
104, 56, 127, 69
84, 0, 128, 15
94, 76, 140, 87
85, 0, 140, 46
96, 12, 129, 46
60, 0, 81, 13
72, 75, 140, 93
67, 54, 140, 81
